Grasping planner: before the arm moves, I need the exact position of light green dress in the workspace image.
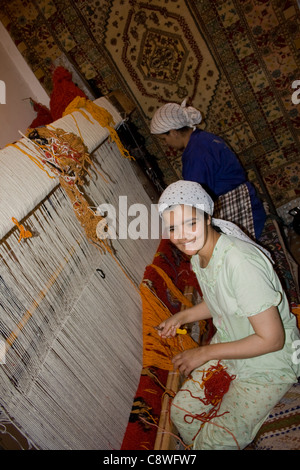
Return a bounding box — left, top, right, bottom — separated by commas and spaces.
171, 234, 300, 449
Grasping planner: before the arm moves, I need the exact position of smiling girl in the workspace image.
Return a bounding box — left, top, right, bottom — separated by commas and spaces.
157, 180, 300, 450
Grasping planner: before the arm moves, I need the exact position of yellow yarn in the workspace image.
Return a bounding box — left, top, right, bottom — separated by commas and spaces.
63, 96, 134, 160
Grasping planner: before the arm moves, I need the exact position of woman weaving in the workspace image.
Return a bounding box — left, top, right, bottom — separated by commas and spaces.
157, 180, 300, 450
150, 100, 266, 239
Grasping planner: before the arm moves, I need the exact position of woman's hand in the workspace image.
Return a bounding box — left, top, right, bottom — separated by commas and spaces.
157, 312, 184, 338
172, 346, 209, 376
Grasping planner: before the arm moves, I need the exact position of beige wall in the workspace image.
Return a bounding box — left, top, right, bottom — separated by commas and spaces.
0, 21, 49, 149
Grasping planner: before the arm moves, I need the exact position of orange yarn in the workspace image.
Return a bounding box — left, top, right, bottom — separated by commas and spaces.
12, 217, 32, 243
26, 127, 92, 185
292, 305, 300, 330
149, 264, 195, 309
7, 142, 56, 179
142, 263, 208, 370
59, 178, 112, 255
22, 127, 113, 254
141, 281, 199, 371
9, 127, 139, 293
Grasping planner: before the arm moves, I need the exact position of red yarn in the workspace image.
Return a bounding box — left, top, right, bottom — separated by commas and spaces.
29, 100, 53, 128
179, 362, 237, 445
28, 67, 88, 128
49, 66, 87, 121
181, 362, 236, 429
200, 362, 236, 408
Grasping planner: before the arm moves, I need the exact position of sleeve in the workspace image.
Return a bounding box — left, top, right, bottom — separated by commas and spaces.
229, 254, 282, 317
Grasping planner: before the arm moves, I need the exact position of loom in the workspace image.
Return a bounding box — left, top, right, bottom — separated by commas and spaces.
0, 97, 159, 450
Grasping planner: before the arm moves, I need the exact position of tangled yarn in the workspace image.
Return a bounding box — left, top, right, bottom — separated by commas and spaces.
178, 361, 238, 446
8, 117, 140, 291
199, 361, 236, 408
63, 96, 133, 160
24, 127, 112, 254
11, 217, 32, 243
26, 127, 91, 185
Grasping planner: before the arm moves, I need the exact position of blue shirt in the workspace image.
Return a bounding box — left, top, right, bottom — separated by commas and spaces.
182, 129, 266, 238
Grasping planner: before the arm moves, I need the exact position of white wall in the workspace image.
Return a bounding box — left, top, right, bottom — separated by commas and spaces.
0, 21, 50, 149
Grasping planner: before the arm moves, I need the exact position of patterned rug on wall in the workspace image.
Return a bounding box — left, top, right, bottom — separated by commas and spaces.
0, 0, 299, 208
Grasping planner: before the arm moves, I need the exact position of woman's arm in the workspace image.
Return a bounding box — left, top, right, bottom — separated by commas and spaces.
172, 306, 285, 376
158, 300, 212, 338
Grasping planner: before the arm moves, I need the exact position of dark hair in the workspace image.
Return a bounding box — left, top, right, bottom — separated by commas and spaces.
162, 126, 193, 135
195, 209, 223, 233
175, 126, 193, 134
211, 223, 223, 233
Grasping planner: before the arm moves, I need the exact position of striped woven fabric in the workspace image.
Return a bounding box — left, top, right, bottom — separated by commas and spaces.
248, 382, 300, 450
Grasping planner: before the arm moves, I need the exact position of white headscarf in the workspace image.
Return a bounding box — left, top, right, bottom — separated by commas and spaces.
150, 99, 202, 134
158, 180, 272, 261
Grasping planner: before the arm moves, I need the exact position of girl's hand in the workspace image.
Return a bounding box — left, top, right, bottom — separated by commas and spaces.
172, 347, 208, 376
156, 313, 183, 338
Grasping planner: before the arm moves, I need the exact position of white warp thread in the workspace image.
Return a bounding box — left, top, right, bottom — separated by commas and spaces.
0, 120, 158, 449
0, 97, 123, 240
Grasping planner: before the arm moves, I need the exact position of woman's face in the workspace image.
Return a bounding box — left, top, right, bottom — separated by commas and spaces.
159, 130, 187, 150
162, 204, 210, 255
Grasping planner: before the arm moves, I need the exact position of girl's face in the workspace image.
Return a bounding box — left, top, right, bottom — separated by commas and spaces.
162, 204, 210, 256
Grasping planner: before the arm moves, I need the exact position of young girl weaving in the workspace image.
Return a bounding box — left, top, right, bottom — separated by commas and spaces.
157, 180, 300, 450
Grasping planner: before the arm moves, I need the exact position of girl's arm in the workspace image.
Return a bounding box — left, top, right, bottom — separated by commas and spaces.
172, 306, 285, 375
158, 300, 212, 338
207, 305, 285, 360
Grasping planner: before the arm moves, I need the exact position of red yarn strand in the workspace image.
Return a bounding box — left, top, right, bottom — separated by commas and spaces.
176, 361, 238, 447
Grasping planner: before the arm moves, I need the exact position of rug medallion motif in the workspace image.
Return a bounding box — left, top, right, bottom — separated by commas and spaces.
103, 0, 220, 120
0, 0, 299, 207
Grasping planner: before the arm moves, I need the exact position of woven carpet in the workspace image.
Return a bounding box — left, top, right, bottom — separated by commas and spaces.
259, 216, 299, 305
1, 0, 299, 209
